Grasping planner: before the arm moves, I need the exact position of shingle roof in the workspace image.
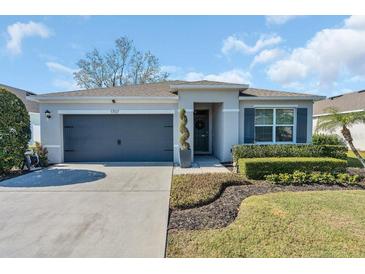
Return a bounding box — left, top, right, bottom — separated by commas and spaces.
239, 87, 316, 97
314, 90, 365, 115
38, 80, 184, 97
0, 83, 39, 113
36, 80, 319, 100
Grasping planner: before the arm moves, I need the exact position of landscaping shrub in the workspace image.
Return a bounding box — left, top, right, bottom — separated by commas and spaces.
312, 133, 346, 146
232, 144, 347, 163
238, 157, 347, 179
30, 142, 48, 167
0, 88, 31, 174
265, 171, 361, 185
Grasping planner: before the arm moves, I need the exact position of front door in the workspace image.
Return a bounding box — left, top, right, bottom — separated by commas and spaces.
194, 109, 209, 154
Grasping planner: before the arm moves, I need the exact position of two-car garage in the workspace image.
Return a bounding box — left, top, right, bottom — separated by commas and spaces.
63, 114, 173, 162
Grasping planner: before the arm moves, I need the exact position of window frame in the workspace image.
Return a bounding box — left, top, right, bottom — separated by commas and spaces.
254, 107, 296, 144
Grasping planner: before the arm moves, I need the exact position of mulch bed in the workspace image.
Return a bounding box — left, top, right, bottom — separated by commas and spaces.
0, 170, 29, 182
168, 181, 365, 231
348, 167, 365, 177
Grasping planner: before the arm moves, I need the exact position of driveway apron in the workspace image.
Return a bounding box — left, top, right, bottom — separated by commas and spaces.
0, 163, 172, 258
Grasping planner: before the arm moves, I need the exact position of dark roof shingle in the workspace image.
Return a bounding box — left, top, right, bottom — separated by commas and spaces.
240, 87, 316, 97
314, 90, 365, 115
38, 80, 184, 97
36, 80, 319, 100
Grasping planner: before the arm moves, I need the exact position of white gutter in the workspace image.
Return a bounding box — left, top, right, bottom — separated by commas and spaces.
313, 109, 365, 117
239, 95, 325, 101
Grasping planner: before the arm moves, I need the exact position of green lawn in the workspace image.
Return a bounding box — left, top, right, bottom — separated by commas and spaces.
168, 190, 365, 257
170, 173, 244, 209
347, 151, 365, 168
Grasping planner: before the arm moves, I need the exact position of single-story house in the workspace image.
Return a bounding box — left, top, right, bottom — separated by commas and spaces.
313, 90, 365, 150
28, 80, 324, 164
1, 83, 41, 144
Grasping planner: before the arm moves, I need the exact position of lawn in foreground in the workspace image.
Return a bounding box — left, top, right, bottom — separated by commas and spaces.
168, 190, 365, 257
347, 151, 365, 168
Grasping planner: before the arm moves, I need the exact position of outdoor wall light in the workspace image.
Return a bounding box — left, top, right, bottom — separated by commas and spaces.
45, 110, 51, 119
112, 99, 116, 104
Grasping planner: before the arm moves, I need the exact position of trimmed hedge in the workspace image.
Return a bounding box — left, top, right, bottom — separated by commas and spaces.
238, 157, 347, 179
232, 144, 347, 163
266, 171, 361, 185
312, 133, 346, 146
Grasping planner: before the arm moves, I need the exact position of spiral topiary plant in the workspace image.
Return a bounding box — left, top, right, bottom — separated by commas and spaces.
0, 88, 31, 173
179, 108, 190, 150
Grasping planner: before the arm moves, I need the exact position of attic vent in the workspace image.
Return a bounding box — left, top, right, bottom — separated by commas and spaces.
358, 90, 365, 93
329, 95, 343, 100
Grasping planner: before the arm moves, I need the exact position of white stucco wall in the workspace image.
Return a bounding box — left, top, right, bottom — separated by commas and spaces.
29, 112, 41, 144
239, 100, 314, 144
313, 117, 365, 150
212, 103, 224, 160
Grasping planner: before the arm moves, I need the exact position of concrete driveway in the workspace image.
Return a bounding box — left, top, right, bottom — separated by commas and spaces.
0, 163, 172, 257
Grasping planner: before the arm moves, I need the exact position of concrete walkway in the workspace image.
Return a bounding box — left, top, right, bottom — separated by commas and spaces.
0, 163, 172, 257
173, 156, 230, 175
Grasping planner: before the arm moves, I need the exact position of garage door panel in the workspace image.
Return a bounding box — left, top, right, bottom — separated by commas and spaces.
63, 114, 173, 162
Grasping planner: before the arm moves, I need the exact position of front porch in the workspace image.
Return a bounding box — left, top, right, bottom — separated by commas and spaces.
175, 87, 240, 165
188, 102, 239, 163
173, 155, 230, 175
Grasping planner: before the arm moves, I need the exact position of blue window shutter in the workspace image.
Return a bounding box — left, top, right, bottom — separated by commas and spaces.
296, 108, 308, 143
244, 108, 255, 144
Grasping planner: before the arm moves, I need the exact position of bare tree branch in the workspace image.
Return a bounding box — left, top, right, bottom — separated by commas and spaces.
74, 37, 168, 89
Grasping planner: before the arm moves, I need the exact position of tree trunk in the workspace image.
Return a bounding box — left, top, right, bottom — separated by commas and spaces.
341, 125, 365, 168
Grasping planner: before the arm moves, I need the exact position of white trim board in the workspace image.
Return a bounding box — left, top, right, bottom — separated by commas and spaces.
44, 145, 61, 148
239, 96, 324, 101
222, 109, 240, 112
252, 105, 299, 108
57, 109, 175, 115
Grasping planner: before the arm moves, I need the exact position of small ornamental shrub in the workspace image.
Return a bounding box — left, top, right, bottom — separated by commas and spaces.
238, 157, 347, 179
312, 133, 346, 146
292, 171, 309, 184
30, 142, 48, 167
0, 88, 31, 173
232, 144, 347, 163
265, 172, 361, 185
179, 108, 190, 150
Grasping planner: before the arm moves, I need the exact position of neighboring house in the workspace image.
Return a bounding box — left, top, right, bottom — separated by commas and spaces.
313, 90, 365, 150
28, 80, 323, 164
0, 83, 40, 144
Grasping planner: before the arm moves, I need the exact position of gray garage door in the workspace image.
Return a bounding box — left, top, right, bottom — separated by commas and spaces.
63, 114, 173, 162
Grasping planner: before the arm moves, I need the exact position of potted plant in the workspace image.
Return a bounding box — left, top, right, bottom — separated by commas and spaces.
179, 108, 192, 168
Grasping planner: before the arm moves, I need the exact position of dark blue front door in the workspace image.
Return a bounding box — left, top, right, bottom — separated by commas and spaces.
194, 109, 209, 153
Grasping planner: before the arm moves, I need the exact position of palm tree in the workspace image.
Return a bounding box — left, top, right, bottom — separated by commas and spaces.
316, 107, 365, 168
